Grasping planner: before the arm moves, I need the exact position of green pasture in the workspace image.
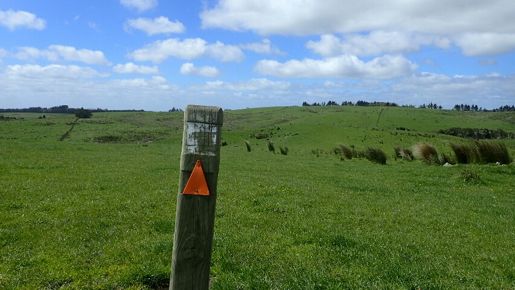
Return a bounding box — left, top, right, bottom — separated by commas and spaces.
1, 106, 514, 289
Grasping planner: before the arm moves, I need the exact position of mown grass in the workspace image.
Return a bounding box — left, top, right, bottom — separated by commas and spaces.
1, 107, 514, 289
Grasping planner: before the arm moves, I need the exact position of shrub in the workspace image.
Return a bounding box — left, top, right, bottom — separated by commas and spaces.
450, 143, 478, 164
75, 108, 92, 119
267, 141, 275, 153
475, 141, 512, 164
279, 146, 289, 155
244, 140, 251, 152
365, 147, 387, 164
412, 143, 439, 164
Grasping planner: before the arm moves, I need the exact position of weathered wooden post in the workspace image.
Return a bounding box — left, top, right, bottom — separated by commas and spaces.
170, 105, 223, 290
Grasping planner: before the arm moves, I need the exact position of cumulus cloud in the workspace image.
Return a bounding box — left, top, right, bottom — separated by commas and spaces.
206, 41, 244, 62
129, 38, 244, 63
113, 62, 158, 74
15, 45, 109, 65
205, 78, 290, 91
201, 0, 515, 56
307, 32, 450, 57
5, 64, 103, 79
0, 65, 178, 111
180, 63, 219, 77
455, 33, 515, 56
240, 39, 283, 54
201, 0, 515, 36
120, 0, 157, 12
126, 17, 185, 35
0, 9, 46, 30
256, 54, 416, 79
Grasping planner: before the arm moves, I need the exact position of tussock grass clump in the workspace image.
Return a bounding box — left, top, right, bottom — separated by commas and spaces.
279, 146, 289, 155
340, 145, 353, 159
334, 144, 353, 159
450, 141, 512, 164
267, 141, 275, 153
365, 147, 387, 165
460, 169, 481, 184
475, 141, 512, 164
412, 143, 439, 164
244, 140, 251, 152
450, 143, 478, 164
439, 153, 454, 165
394, 146, 413, 161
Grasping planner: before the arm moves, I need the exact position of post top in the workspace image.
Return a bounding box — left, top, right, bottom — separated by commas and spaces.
185, 105, 223, 125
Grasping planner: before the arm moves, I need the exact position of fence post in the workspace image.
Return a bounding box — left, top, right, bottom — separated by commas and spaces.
170, 105, 223, 290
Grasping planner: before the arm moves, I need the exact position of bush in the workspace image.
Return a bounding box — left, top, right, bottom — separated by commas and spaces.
365, 147, 387, 164
450, 143, 478, 164
412, 143, 439, 164
244, 140, 251, 152
475, 141, 512, 164
75, 108, 92, 119
279, 146, 289, 155
267, 141, 275, 153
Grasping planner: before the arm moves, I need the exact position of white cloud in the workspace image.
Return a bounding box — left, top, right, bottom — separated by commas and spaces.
211, 78, 291, 91
180, 63, 219, 77
126, 17, 185, 35
201, 0, 515, 36
307, 32, 450, 57
201, 1, 515, 56
120, 0, 157, 12
0, 9, 46, 30
256, 54, 416, 79
206, 41, 244, 62
455, 33, 515, 56
130, 38, 206, 62
15, 45, 109, 65
5, 64, 103, 79
113, 62, 159, 74
129, 38, 244, 63
0, 65, 178, 111
0, 48, 7, 58
240, 39, 283, 54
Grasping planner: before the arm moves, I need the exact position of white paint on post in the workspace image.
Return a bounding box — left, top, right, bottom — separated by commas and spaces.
185, 121, 219, 156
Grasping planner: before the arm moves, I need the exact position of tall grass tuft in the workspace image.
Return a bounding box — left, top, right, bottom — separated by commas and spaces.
450, 143, 478, 164
335, 144, 353, 159
279, 146, 289, 155
394, 146, 413, 161
267, 141, 275, 153
244, 140, 251, 152
475, 141, 512, 164
340, 145, 353, 159
412, 143, 439, 164
365, 147, 387, 165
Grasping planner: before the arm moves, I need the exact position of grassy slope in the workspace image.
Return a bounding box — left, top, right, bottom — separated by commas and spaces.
0, 107, 514, 289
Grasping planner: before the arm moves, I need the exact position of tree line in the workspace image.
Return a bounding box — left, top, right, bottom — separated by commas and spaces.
301, 100, 514, 111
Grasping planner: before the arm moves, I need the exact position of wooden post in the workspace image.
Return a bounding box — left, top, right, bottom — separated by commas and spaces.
170, 105, 223, 290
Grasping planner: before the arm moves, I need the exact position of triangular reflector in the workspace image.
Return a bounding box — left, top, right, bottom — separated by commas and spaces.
182, 160, 210, 196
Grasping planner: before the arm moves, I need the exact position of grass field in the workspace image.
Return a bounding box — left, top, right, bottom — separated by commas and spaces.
1, 106, 514, 289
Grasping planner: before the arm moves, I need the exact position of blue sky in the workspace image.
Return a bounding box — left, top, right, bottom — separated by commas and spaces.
1, 0, 514, 110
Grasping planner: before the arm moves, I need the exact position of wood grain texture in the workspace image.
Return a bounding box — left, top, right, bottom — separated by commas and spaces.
170, 105, 223, 290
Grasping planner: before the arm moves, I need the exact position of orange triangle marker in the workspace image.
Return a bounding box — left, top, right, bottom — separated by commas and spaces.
182, 160, 210, 196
